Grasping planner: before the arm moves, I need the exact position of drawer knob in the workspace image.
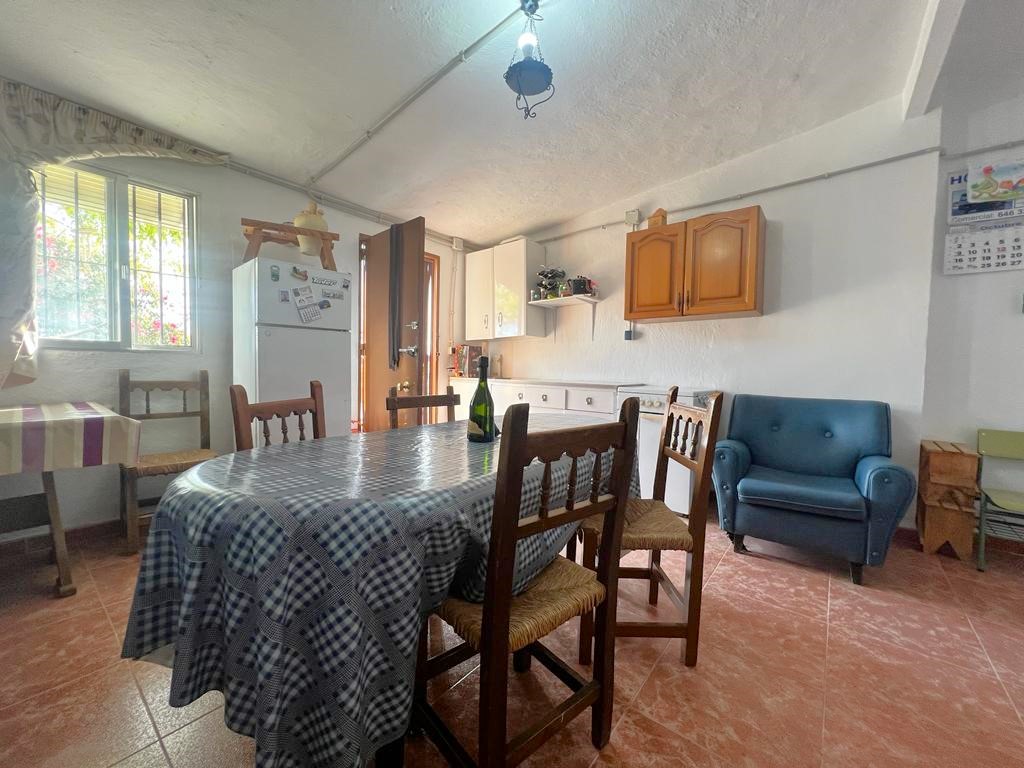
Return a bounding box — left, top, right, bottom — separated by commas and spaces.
541, 394, 548, 402
517, 392, 524, 400
586, 396, 594, 405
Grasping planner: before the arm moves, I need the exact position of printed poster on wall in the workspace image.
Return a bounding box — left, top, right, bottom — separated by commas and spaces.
948, 169, 1024, 224
968, 158, 1024, 203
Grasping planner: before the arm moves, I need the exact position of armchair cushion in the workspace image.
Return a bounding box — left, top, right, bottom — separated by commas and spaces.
737, 465, 867, 521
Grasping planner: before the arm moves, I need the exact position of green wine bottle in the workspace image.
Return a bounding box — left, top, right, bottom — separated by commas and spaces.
467, 355, 496, 443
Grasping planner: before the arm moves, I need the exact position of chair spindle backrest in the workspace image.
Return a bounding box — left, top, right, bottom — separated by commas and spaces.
480, 398, 640, 657
385, 385, 461, 429
652, 389, 724, 549
118, 369, 211, 449
229, 380, 327, 451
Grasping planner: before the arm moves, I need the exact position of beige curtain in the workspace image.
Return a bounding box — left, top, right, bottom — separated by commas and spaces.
0, 76, 227, 389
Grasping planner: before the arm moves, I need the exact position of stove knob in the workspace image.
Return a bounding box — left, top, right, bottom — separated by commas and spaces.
654, 400, 663, 408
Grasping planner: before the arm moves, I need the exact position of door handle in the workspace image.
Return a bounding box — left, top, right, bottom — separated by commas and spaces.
405, 320, 419, 331
398, 380, 412, 392
398, 345, 418, 357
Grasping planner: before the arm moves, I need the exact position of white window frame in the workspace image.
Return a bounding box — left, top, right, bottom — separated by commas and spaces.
36, 161, 199, 353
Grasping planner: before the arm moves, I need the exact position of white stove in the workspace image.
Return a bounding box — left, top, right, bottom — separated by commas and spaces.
616, 385, 713, 512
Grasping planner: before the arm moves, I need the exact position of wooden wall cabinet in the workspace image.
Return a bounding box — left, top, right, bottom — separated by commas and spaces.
624, 205, 765, 321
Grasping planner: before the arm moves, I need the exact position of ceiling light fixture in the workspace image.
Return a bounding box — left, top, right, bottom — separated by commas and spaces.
503, 0, 553, 119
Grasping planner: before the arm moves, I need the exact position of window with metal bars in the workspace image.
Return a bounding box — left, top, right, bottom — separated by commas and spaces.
33, 163, 196, 350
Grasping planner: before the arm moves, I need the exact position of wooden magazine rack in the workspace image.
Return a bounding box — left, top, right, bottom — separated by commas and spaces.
241, 218, 340, 270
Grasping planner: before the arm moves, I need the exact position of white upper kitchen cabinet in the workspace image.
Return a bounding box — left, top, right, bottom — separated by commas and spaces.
464, 237, 545, 341
465, 247, 494, 341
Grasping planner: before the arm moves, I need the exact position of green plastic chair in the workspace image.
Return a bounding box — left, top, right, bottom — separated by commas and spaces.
977, 428, 1024, 571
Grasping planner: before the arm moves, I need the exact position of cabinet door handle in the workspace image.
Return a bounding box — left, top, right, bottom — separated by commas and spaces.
541, 394, 548, 402
497, 311, 503, 328
586, 396, 594, 405
483, 314, 488, 329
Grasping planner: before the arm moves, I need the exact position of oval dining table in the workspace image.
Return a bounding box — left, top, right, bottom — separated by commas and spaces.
121, 412, 639, 768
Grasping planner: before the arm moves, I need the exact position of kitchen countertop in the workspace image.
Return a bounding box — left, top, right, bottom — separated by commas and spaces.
449, 377, 643, 390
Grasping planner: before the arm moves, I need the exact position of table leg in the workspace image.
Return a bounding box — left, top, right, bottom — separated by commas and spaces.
41, 471, 76, 597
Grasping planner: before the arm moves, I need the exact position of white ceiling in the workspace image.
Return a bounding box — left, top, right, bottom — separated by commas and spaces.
1, 0, 930, 243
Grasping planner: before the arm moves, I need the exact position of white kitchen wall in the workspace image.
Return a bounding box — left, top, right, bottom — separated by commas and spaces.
921, 94, 1024, 490
490, 98, 942, 478
0, 156, 458, 534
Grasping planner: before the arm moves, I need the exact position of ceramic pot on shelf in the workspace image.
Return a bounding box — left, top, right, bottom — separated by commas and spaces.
293, 201, 328, 260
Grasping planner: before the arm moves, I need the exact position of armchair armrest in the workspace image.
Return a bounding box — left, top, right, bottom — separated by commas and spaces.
854, 455, 916, 566
712, 439, 751, 532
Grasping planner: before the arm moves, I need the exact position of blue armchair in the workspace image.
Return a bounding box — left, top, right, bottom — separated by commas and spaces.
712, 395, 915, 583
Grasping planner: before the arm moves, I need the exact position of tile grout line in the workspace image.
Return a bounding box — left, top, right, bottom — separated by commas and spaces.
87, 543, 174, 767
819, 570, 832, 768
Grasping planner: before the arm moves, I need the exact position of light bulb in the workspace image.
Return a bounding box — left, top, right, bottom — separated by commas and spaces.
518, 31, 537, 57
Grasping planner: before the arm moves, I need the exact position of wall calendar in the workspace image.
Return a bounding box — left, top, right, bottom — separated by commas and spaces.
944, 220, 1024, 275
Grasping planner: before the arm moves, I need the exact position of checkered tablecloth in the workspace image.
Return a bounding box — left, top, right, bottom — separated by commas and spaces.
121, 413, 639, 768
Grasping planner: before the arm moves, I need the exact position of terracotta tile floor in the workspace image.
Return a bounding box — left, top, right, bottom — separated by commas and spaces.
2, 531, 1024, 768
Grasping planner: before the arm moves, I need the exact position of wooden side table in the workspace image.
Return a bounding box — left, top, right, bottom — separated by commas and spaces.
916, 440, 979, 561
0, 402, 140, 596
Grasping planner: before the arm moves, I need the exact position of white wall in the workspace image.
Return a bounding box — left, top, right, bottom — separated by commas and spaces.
490, 98, 942, 477
921, 95, 1024, 489
0, 157, 458, 534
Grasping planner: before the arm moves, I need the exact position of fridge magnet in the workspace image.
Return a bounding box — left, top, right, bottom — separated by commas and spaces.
297, 302, 322, 323
270, 264, 280, 281
278, 290, 290, 303
292, 286, 314, 299
969, 159, 1024, 203
342, 278, 351, 290
318, 299, 332, 309
291, 266, 309, 281
321, 288, 343, 299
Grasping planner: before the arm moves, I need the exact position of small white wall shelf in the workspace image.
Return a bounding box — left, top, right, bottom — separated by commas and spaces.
527, 294, 600, 308
528, 294, 600, 339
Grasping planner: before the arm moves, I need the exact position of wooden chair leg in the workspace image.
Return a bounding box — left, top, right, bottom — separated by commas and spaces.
119, 465, 128, 536
477, 641, 509, 768
648, 549, 661, 606
565, 530, 578, 562
512, 648, 532, 673
578, 530, 598, 665
590, 590, 616, 749
125, 471, 141, 552
682, 551, 702, 666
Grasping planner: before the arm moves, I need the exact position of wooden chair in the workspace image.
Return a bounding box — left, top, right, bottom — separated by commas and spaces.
385, 385, 460, 429
229, 380, 327, 451
409, 398, 640, 768
118, 369, 216, 551
576, 389, 722, 667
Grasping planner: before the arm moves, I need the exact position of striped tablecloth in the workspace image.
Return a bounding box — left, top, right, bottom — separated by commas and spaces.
0, 401, 141, 476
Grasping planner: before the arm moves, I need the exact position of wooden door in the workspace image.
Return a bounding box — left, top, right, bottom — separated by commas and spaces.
683, 206, 764, 316
464, 247, 494, 340
624, 223, 685, 320
361, 217, 426, 431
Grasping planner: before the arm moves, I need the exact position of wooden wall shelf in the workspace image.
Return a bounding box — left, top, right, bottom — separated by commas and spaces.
240, 218, 340, 271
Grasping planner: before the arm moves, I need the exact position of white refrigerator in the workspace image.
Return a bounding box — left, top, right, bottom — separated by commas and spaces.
232, 257, 353, 440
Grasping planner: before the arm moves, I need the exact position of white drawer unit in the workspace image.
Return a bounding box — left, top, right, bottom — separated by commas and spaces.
525, 386, 566, 410
566, 387, 616, 414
